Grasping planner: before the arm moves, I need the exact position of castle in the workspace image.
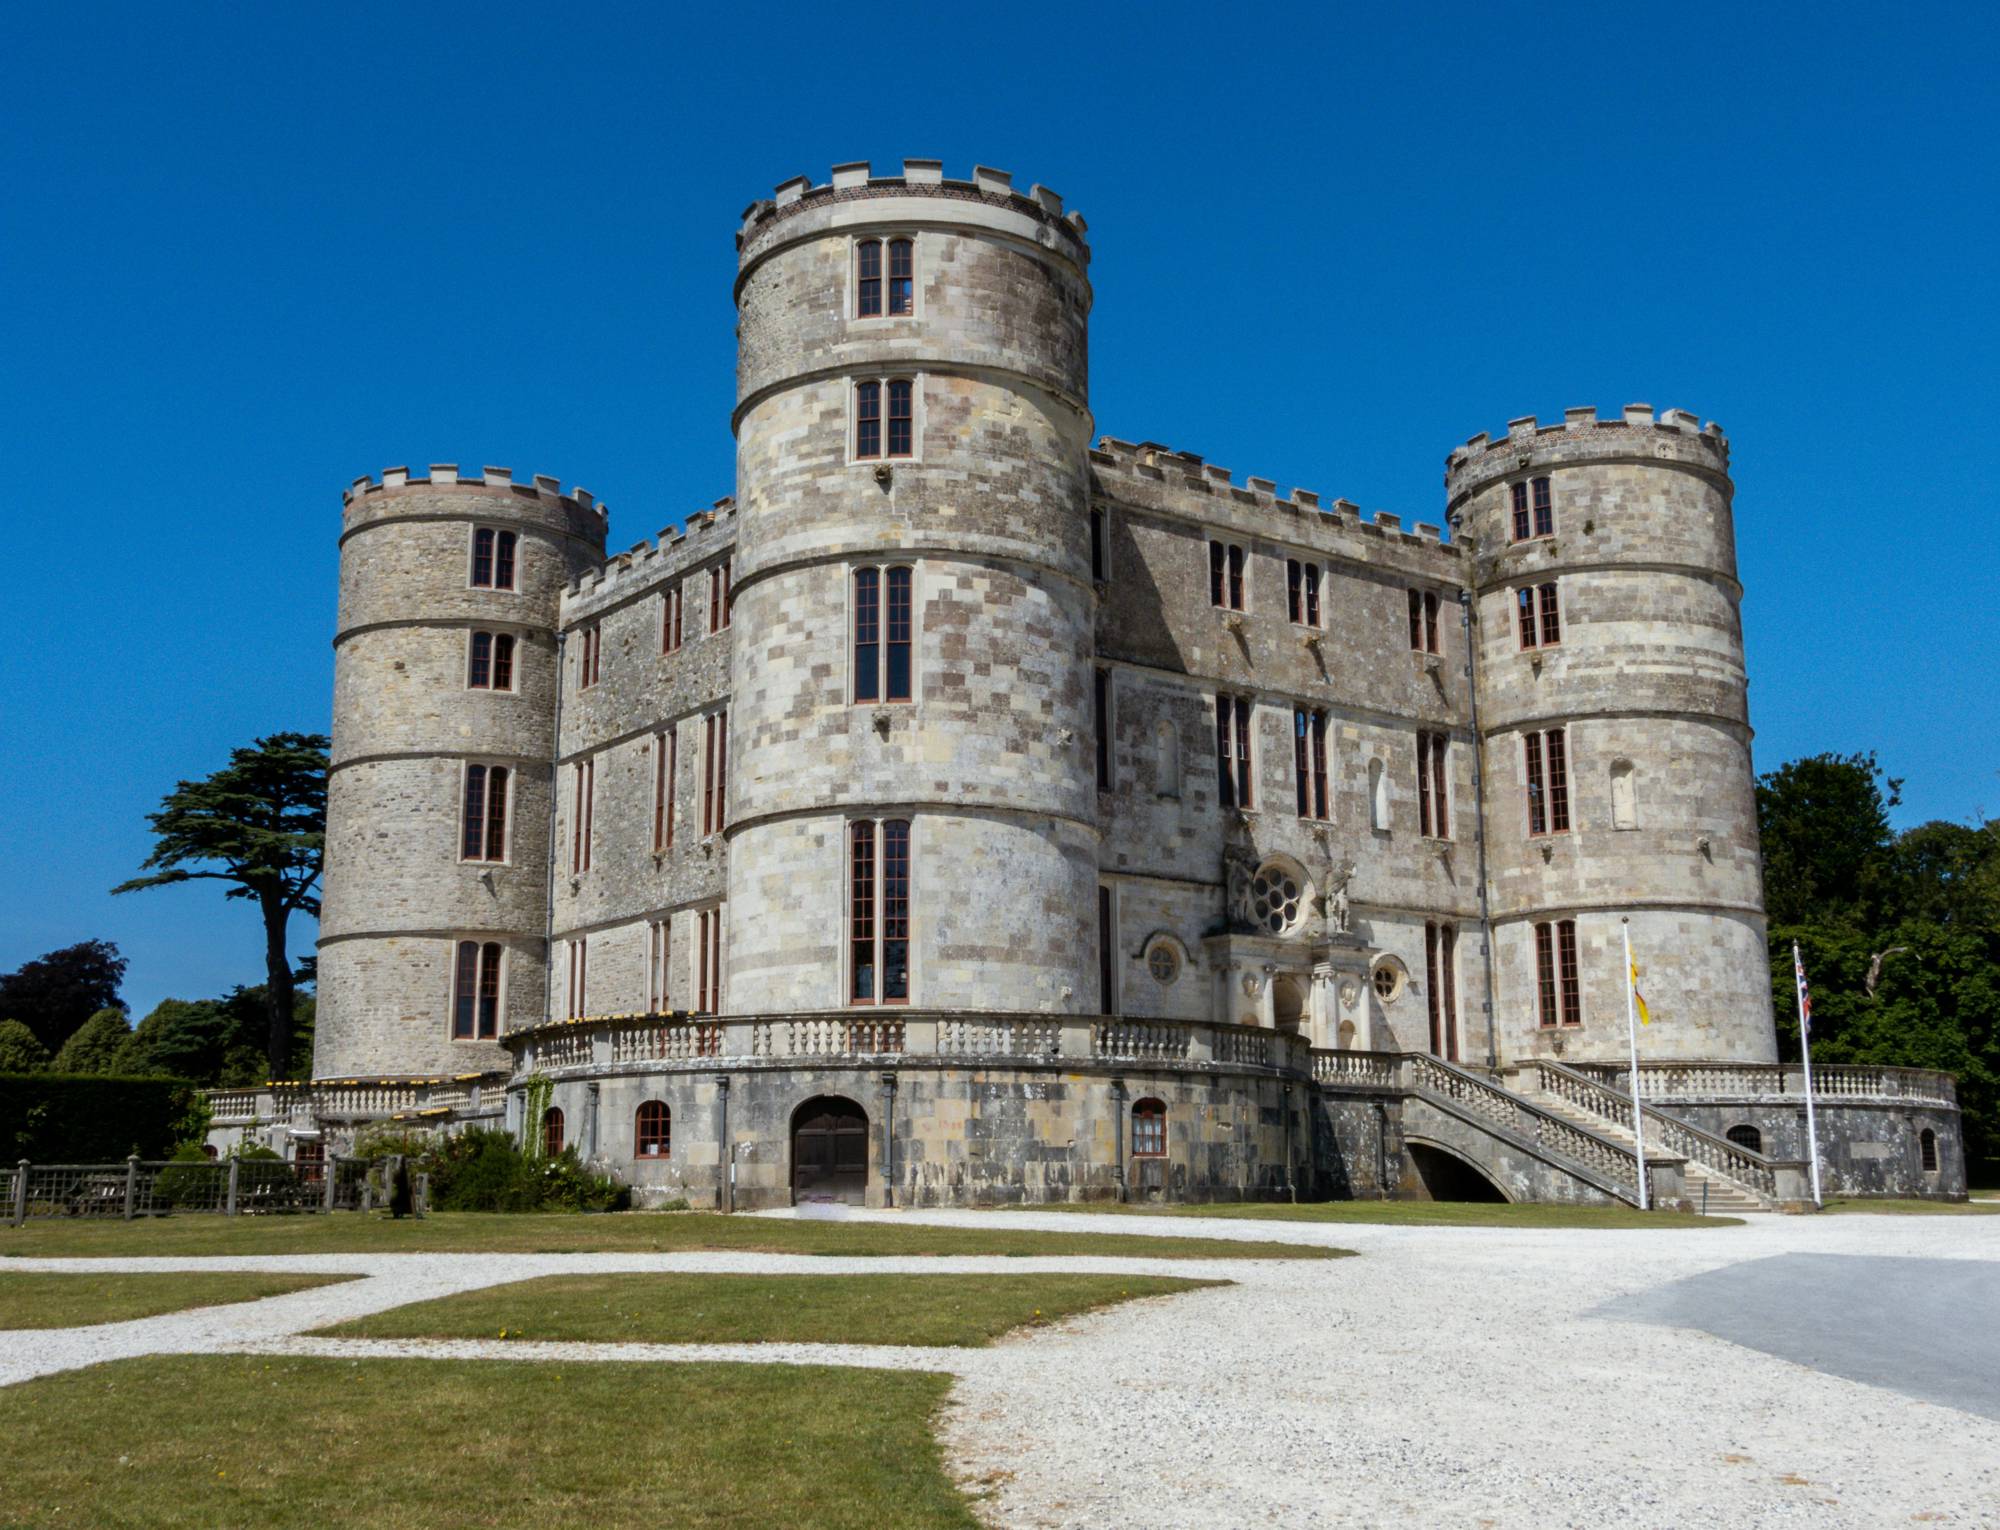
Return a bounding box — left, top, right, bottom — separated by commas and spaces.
276, 160, 1964, 1208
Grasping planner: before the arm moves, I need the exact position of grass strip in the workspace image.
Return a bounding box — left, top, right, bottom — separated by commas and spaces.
1818, 1197, 2000, 1216
0, 1355, 978, 1529
319, 1271, 1222, 1348
1008, 1199, 1742, 1229
0, 1211, 1337, 1260
0, 1271, 354, 1330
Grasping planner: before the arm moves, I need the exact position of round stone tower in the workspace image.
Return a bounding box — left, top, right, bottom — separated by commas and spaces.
725, 160, 1098, 1015
1446, 406, 1776, 1064
317, 466, 607, 1077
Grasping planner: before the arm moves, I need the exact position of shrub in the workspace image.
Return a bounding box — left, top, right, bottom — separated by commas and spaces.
0, 1021, 51, 1073
423, 1128, 628, 1213
52, 1009, 130, 1074
1, 1074, 203, 1160
153, 1144, 222, 1208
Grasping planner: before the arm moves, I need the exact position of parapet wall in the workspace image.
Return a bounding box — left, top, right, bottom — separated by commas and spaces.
736, 159, 1089, 269
1444, 406, 1730, 509
1092, 436, 1463, 580
559, 499, 738, 625
340, 464, 610, 543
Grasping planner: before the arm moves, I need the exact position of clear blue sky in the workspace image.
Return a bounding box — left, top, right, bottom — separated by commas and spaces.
2, 1, 1995, 1021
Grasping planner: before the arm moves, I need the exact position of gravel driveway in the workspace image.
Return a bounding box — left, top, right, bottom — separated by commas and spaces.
6, 1209, 1997, 1528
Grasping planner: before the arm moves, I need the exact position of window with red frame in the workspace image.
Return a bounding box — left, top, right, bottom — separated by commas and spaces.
543, 1107, 565, 1157
887, 238, 913, 314
1208, 541, 1246, 610
635, 1100, 670, 1158
1408, 589, 1440, 654
451, 940, 503, 1040
1216, 694, 1253, 810
1425, 922, 1458, 1060
695, 908, 721, 1014
1511, 477, 1554, 541
855, 238, 914, 318
460, 765, 508, 862
1518, 583, 1561, 649
468, 631, 515, 691
1132, 1098, 1166, 1157
708, 560, 731, 633
571, 758, 594, 874
1524, 728, 1571, 835
1287, 559, 1322, 627
577, 626, 600, 690
471, 527, 517, 590
565, 938, 587, 1020
849, 818, 911, 1006
662, 583, 683, 653
1294, 707, 1329, 820
1417, 731, 1450, 839
701, 711, 728, 836
1534, 919, 1582, 1027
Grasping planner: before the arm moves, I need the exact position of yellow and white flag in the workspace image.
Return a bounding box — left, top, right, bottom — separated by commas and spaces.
1629, 957, 1651, 1026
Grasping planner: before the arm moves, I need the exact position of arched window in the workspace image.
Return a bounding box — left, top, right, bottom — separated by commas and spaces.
1368, 758, 1389, 831
1132, 1098, 1166, 1157
1920, 1128, 1938, 1172
1725, 1124, 1762, 1154
1610, 760, 1637, 830
542, 1107, 565, 1158
452, 940, 503, 1040
635, 1101, 671, 1158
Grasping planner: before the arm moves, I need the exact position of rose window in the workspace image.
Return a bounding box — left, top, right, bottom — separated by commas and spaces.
1250, 866, 1303, 934
1147, 944, 1181, 984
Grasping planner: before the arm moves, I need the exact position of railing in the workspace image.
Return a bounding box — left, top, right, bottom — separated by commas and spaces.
612, 1019, 723, 1064
1527, 1060, 1789, 1203
1310, 1049, 1402, 1089
938, 1017, 1063, 1057
1573, 1060, 1958, 1108
207, 1090, 259, 1123
1408, 1055, 1650, 1201
5, 1156, 425, 1225
1094, 1021, 1193, 1062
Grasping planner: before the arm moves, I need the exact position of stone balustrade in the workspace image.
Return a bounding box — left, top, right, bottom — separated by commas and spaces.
1572, 1060, 1958, 1108
1522, 1059, 1802, 1203
203, 1074, 507, 1132
503, 1011, 1313, 1078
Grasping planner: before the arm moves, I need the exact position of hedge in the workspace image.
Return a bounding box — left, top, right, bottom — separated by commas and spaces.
0, 1074, 205, 1161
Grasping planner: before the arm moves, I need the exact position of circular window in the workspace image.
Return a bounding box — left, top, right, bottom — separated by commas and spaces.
1372, 962, 1406, 1003
1250, 866, 1304, 934
1147, 943, 1181, 985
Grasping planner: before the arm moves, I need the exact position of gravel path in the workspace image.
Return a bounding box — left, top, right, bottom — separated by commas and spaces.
6, 1211, 1997, 1527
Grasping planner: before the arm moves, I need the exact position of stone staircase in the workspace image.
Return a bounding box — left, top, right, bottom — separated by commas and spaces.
1516, 1060, 1785, 1214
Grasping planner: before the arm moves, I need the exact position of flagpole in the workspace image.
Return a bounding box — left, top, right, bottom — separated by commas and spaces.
1622, 918, 1648, 1211
1794, 941, 1824, 1209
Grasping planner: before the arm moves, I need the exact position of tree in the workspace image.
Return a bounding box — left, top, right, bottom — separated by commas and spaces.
1756, 752, 1900, 929
0, 940, 127, 1052
0, 1019, 52, 1073
52, 1008, 131, 1074
113, 733, 327, 1078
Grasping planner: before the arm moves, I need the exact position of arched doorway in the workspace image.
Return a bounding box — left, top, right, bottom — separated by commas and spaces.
1405, 1141, 1507, 1203
792, 1095, 870, 1204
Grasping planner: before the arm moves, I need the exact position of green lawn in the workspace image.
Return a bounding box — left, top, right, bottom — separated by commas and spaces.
320, 1272, 1223, 1348
0, 1272, 354, 1330
0, 1355, 979, 1530
1008, 1199, 1742, 1229
0, 1211, 1337, 1260
1819, 1197, 2000, 1215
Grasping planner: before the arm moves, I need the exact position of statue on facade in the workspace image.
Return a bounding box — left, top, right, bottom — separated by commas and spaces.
1325, 861, 1354, 938
1223, 848, 1258, 933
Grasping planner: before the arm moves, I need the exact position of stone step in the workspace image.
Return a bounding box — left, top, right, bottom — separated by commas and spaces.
1531, 1095, 1774, 1211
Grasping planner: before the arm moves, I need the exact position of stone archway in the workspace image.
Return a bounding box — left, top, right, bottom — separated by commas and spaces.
1405, 1140, 1508, 1203
1272, 975, 1307, 1033
791, 1095, 869, 1204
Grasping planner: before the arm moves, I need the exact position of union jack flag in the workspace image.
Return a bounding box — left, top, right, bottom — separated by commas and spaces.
1793, 942, 1812, 1037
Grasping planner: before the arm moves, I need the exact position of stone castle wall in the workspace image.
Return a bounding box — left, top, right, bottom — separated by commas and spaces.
315, 161, 1779, 1088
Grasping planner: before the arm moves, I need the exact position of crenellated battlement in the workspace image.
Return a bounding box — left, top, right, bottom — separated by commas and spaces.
1090, 435, 1458, 566
1445, 405, 1729, 503
561, 496, 737, 611
341, 464, 611, 528
737, 159, 1088, 262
